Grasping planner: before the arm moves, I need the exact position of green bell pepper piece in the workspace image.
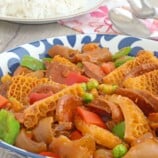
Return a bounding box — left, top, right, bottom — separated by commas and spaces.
42, 57, 52, 62
115, 56, 134, 67
112, 47, 132, 60
112, 121, 125, 139
0, 109, 20, 144
20, 55, 45, 71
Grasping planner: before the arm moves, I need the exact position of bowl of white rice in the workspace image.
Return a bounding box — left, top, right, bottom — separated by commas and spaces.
0, 0, 104, 24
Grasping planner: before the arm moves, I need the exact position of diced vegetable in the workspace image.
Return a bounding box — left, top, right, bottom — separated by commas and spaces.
42, 57, 52, 62
70, 130, 82, 140
77, 62, 83, 69
9, 97, 23, 112
87, 79, 99, 91
101, 62, 115, 74
81, 83, 87, 91
112, 47, 132, 60
90, 88, 98, 97
112, 144, 128, 158
1, 74, 11, 83
29, 92, 52, 104
98, 84, 118, 94
0, 95, 8, 108
82, 92, 94, 103
112, 121, 125, 139
114, 56, 134, 67
65, 72, 89, 85
20, 55, 45, 71
39, 152, 60, 158
0, 109, 20, 144
76, 106, 106, 128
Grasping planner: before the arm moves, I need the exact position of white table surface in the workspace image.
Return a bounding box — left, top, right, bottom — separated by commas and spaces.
0, 21, 78, 52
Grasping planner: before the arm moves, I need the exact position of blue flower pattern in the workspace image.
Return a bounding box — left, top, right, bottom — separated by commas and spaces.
1, 34, 158, 77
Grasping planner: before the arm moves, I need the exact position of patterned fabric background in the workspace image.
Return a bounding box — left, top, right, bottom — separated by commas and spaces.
59, 0, 158, 37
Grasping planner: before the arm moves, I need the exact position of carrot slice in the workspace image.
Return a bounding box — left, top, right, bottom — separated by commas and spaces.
0, 95, 8, 108
76, 106, 106, 128
70, 130, 82, 140
101, 62, 115, 74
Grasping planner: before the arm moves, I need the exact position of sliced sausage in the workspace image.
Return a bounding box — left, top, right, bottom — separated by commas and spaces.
30, 83, 65, 94
125, 63, 158, 79
48, 45, 80, 62
76, 47, 112, 64
46, 62, 80, 84
56, 95, 82, 122
115, 88, 158, 115
87, 96, 123, 123
13, 66, 33, 76
83, 61, 105, 82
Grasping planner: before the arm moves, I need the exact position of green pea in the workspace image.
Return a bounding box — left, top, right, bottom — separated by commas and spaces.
81, 83, 87, 91
87, 79, 99, 91
112, 144, 128, 158
82, 92, 94, 103
112, 47, 132, 60
77, 62, 83, 68
98, 84, 118, 94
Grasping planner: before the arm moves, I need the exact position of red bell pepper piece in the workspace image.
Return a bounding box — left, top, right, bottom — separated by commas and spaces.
65, 72, 89, 85
0, 95, 8, 108
29, 92, 52, 104
39, 152, 60, 158
76, 106, 106, 128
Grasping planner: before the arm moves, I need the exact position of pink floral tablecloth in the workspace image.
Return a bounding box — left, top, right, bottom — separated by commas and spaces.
59, 0, 158, 37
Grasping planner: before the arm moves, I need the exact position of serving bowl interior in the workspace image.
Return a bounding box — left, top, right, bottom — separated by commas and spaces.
0, 33, 158, 157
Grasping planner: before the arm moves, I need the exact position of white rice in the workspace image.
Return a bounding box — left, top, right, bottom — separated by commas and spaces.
0, 0, 86, 19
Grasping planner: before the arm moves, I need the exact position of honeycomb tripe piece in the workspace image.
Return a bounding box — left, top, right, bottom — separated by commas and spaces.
103, 50, 158, 85
107, 94, 151, 144
7, 75, 63, 105
52, 55, 77, 68
23, 84, 84, 129
123, 70, 158, 96
75, 115, 122, 149
8, 97, 24, 112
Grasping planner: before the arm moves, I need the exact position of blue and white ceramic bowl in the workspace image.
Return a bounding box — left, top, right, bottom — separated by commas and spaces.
0, 33, 158, 157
